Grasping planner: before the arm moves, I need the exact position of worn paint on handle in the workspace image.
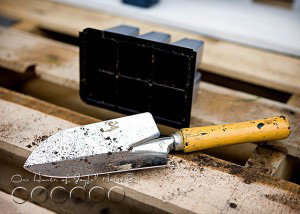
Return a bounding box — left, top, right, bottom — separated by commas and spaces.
178, 116, 290, 153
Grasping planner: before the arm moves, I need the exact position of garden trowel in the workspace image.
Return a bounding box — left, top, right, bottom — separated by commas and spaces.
24, 113, 290, 178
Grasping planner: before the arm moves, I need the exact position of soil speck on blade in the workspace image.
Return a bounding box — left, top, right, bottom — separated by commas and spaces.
108, 121, 114, 126
84, 158, 91, 164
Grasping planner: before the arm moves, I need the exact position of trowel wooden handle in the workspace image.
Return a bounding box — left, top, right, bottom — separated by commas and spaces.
176, 116, 290, 153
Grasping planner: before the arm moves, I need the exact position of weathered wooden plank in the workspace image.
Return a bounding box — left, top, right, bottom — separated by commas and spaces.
244, 145, 297, 181
244, 146, 287, 176
0, 158, 163, 214
11, 19, 37, 32
288, 94, 300, 108
194, 83, 300, 159
0, 26, 299, 159
0, 0, 300, 94
0, 84, 96, 125
0, 190, 55, 214
0, 89, 168, 214
0, 27, 79, 90
1, 88, 300, 214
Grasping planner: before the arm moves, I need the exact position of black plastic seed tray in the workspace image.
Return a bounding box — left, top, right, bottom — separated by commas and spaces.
80, 25, 204, 128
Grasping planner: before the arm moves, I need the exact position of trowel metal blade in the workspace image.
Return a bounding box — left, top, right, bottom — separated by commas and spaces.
24, 112, 166, 178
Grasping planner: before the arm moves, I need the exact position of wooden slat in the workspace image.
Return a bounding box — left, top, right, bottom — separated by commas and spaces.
0, 158, 162, 214
0, 0, 300, 94
1, 87, 300, 214
194, 83, 300, 159
11, 19, 37, 32
245, 146, 287, 176
244, 145, 297, 185
0, 88, 160, 214
0, 26, 299, 159
0, 190, 54, 214
0, 27, 79, 90
288, 95, 300, 108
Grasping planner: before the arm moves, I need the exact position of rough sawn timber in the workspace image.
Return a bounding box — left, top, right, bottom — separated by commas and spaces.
0, 27, 299, 159
0, 0, 300, 94
1, 87, 300, 214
